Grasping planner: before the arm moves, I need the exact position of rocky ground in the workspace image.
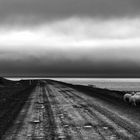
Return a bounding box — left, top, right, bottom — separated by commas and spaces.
1, 80, 140, 140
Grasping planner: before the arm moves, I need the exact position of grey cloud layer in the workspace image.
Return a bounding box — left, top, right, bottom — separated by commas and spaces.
0, 0, 140, 77
1, 46, 140, 77
0, 0, 140, 25
1, 56, 140, 78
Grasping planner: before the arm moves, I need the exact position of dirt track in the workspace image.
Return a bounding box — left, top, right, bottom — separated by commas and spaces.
2, 80, 140, 140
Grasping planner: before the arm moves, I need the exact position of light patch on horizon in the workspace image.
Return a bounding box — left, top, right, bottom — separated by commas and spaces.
0, 17, 140, 62
0, 17, 140, 68
0, 17, 140, 47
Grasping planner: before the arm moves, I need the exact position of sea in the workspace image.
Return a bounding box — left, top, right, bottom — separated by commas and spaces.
7, 78, 140, 92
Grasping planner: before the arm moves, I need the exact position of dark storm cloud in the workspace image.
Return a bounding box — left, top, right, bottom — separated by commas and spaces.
1, 55, 140, 78
1, 45, 140, 78
0, 0, 140, 78
0, 0, 140, 25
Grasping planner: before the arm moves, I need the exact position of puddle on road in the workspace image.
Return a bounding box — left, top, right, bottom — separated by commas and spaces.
33, 120, 40, 123
58, 113, 64, 119
41, 105, 45, 109
83, 123, 93, 129
36, 105, 45, 109
27, 133, 32, 137
31, 136, 45, 140
57, 135, 66, 140
29, 120, 41, 124
63, 124, 69, 128
110, 135, 117, 140
103, 126, 108, 130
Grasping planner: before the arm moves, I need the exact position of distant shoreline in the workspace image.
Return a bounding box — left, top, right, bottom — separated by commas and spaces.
3, 77, 140, 91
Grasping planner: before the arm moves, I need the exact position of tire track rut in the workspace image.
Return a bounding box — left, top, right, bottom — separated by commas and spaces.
49, 83, 140, 140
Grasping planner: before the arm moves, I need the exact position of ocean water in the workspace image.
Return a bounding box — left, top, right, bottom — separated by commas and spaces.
51, 78, 140, 91
7, 77, 140, 91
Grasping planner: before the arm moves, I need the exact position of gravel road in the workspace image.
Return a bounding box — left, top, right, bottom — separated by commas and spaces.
2, 80, 140, 140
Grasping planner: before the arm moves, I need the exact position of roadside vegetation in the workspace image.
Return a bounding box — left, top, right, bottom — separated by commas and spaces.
0, 78, 36, 138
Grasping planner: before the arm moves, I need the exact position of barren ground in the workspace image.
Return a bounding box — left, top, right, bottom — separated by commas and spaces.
1, 80, 140, 140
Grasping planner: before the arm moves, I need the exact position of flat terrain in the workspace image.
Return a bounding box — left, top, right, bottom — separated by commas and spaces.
1, 80, 140, 140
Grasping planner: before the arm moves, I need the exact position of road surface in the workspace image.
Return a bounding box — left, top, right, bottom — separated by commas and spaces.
2, 80, 140, 140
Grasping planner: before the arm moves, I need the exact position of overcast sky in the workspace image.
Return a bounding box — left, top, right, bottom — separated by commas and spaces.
0, 0, 140, 77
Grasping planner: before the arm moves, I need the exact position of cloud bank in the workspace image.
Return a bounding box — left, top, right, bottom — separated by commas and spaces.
0, 0, 140, 77
0, 0, 140, 25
